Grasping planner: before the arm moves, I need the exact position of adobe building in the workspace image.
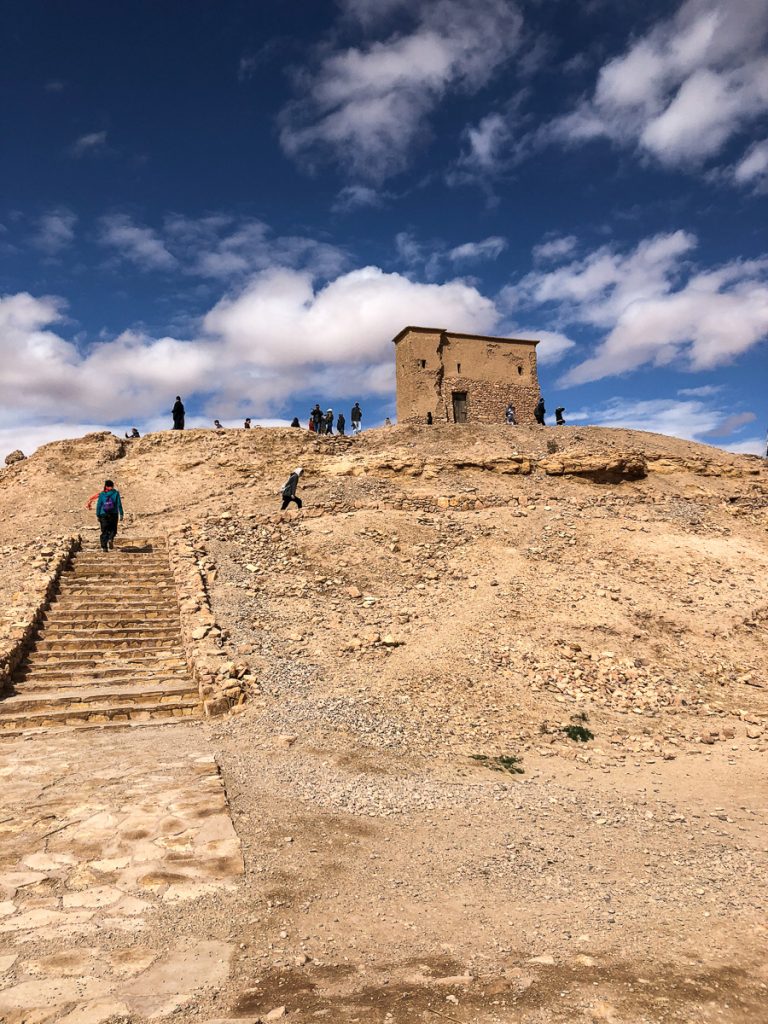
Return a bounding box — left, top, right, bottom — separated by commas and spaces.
393, 326, 541, 425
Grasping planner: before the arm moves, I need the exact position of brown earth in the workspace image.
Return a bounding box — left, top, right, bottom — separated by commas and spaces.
0, 422, 767, 1023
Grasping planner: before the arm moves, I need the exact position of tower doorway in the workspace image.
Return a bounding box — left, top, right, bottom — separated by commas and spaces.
452, 391, 468, 423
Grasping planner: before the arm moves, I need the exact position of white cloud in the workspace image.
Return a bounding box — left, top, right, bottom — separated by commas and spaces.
724, 436, 765, 455
332, 184, 386, 212
549, 0, 768, 175
31, 209, 77, 254
100, 213, 347, 279
202, 265, 498, 369
99, 214, 177, 271
507, 231, 768, 384
0, 266, 500, 433
394, 231, 506, 280
279, 0, 523, 181
700, 410, 757, 438
677, 383, 723, 396
532, 235, 578, 264
570, 396, 761, 451
733, 138, 768, 186
510, 327, 576, 365
452, 112, 512, 179
70, 131, 109, 157
447, 236, 507, 263
338, 0, 410, 27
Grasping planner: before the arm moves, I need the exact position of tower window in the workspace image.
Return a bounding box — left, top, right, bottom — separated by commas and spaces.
457, 363, 461, 373
517, 365, 523, 375
419, 359, 426, 369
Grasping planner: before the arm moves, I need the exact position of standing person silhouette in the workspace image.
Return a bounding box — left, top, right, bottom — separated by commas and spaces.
172, 396, 185, 430
351, 402, 362, 434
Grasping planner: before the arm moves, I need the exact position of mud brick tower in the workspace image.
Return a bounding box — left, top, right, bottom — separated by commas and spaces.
393, 326, 541, 425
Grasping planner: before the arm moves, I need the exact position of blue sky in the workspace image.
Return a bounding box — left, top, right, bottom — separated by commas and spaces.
1, 0, 767, 454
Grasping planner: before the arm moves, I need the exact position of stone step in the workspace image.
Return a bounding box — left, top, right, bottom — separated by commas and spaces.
23, 649, 185, 666
0, 697, 200, 732
0, 679, 198, 714
0, 717, 192, 740
15, 667, 190, 688
8, 537, 202, 733
77, 553, 168, 563
39, 623, 180, 638
35, 637, 182, 653
63, 562, 170, 568
14, 677, 190, 695
68, 577, 173, 586
49, 598, 179, 611
42, 614, 180, 626
58, 582, 176, 592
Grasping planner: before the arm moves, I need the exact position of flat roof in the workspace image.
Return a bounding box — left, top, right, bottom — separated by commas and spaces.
391, 325, 539, 346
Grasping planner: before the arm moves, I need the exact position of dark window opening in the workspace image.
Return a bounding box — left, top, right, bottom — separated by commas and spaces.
457, 363, 461, 373
517, 365, 523, 375
419, 359, 426, 369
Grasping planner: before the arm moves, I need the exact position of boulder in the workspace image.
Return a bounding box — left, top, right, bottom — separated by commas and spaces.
4, 450, 25, 466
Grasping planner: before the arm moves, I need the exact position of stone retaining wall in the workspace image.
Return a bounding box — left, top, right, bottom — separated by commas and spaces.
0, 535, 80, 696
166, 526, 257, 716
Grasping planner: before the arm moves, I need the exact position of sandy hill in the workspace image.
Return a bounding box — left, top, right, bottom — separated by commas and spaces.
1, 424, 768, 1024
1, 423, 766, 754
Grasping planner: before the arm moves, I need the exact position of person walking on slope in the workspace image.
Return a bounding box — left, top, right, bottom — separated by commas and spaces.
505, 403, 516, 425
555, 407, 566, 426
87, 479, 124, 552
351, 402, 362, 434
337, 412, 346, 435
172, 396, 185, 430
324, 409, 334, 435
534, 397, 546, 425
280, 468, 303, 511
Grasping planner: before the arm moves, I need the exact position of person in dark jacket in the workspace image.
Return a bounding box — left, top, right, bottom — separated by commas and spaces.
290, 417, 301, 428
311, 404, 323, 433
124, 427, 140, 438
280, 468, 303, 510
351, 402, 362, 434
324, 409, 334, 435
337, 412, 346, 435
534, 397, 546, 425
92, 479, 124, 552
555, 407, 566, 425
244, 418, 252, 429
172, 397, 185, 430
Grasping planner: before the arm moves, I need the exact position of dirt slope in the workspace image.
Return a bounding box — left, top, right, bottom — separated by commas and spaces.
1, 424, 767, 1023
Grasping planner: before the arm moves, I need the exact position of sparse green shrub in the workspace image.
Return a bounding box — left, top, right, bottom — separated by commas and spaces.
470, 753, 525, 774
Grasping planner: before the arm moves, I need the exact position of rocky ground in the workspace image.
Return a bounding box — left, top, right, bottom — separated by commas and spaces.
0, 423, 766, 1022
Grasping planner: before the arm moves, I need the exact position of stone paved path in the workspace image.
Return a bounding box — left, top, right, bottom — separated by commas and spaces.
0, 725, 242, 1023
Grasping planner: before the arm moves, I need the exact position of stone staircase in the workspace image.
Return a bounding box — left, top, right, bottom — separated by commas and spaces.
0, 538, 201, 735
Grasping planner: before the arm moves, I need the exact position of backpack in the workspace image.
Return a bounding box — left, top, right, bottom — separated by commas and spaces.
102, 492, 116, 514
